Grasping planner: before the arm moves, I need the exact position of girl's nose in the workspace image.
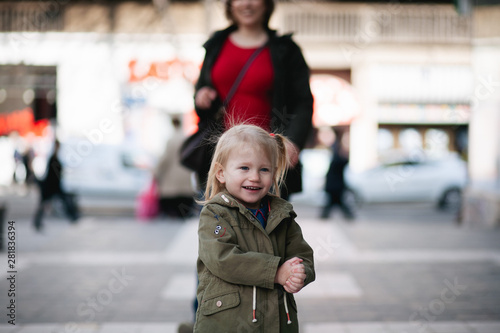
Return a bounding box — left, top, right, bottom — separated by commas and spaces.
248, 170, 260, 181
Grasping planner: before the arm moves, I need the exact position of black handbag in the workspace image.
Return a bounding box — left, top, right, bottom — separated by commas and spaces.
180, 43, 267, 175
179, 121, 219, 173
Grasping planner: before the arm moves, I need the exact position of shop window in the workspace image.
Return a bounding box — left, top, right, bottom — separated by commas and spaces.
310, 74, 359, 127
399, 128, 422, 151
377, 128, 394, 152
425, 128, 449, 157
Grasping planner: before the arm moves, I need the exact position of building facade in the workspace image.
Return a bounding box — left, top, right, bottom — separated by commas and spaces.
0, 0, 498, 224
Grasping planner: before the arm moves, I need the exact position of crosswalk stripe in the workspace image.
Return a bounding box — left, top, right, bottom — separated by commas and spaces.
161, 273, 197, 300
163, 218, 198, 264
2, 321, 500, 333
16, 218, 500, 268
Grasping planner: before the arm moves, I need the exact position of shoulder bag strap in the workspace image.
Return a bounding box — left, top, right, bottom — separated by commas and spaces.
224, 43, 268, 106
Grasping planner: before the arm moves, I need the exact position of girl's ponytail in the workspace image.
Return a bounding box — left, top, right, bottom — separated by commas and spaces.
271, 133, 292, 197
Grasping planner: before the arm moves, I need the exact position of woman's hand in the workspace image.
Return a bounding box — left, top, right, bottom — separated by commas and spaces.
195, 87, 217, 110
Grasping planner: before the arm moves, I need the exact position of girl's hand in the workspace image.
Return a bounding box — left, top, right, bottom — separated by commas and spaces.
275, 257, 303, 286
284, 277, 305, 293
195, 87, 217, 110
284, 263, 306, 293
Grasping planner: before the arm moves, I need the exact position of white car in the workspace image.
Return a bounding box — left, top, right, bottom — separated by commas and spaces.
344, 153, 468, 210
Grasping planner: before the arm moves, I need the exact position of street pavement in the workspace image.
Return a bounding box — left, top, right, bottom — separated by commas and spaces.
1, 185, 500, 333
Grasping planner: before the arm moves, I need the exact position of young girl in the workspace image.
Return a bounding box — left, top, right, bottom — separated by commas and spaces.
194, 124, 315, 332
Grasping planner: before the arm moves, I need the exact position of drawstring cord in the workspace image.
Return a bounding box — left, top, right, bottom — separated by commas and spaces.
283, 292, 292, 324
252, 286, 258, 322
251, 286, 292, 325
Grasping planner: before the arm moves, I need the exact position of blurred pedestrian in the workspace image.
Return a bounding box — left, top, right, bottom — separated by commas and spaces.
21, 144, 35, 186
194, 124, 315, 332
12, 134, 35, 187
320, 130, 355, 221
33, 139, 79, 231
154, 117, 196, 219
192, 0, 314, 199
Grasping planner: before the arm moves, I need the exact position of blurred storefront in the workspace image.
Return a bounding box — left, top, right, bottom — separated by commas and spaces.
0, 0, 498, 222
0, 1, 207, 194
277, 2, 474, 171
372, 64, 471, 161
0, 65, 56, 186
462, 4, 500, 228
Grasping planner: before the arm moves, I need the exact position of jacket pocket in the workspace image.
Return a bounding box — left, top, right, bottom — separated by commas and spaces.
200, 291, 240, 316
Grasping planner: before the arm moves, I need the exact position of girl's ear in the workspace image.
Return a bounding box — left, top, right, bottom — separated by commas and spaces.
215, 163, 226, 184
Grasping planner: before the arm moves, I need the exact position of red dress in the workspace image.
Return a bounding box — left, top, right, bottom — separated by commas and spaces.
211, 38, 274, 132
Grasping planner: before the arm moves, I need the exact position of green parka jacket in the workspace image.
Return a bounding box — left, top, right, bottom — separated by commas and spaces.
194, 192, 315, 333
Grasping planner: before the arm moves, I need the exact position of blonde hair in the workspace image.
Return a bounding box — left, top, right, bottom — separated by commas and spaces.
203, 124, 291, 203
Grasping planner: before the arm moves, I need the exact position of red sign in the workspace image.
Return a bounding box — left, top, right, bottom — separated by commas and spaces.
128, 59, 200, 83
0, 108, 49, 136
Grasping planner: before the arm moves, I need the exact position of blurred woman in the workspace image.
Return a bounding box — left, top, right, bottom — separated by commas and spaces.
193, 0, 314, 199
154, 117, 196, 219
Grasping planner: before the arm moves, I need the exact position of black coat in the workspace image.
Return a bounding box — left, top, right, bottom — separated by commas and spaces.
325, 150, 348, 195
194, 26, 314, 193
40, 154, 63, 200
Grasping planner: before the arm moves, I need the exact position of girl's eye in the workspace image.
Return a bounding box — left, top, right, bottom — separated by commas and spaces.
261, 168, 270, 173
240, 166, 249, 171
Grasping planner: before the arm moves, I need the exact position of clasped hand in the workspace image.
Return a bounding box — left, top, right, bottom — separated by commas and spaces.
275, 257, 306, 293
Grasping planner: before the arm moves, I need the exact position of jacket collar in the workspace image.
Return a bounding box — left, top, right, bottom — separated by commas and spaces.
209, 191, 296, 233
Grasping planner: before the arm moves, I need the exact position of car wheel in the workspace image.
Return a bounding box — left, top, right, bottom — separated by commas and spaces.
438, 188, 462, 212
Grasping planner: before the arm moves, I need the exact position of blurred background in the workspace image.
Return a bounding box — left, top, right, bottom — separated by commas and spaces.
0, 0, 500, 331
1, 0, 499, 226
